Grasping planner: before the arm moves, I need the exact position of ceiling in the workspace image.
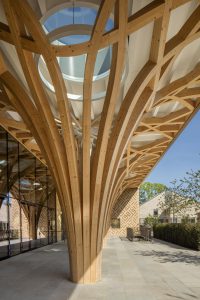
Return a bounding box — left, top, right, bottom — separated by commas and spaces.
0, 0, 199, 198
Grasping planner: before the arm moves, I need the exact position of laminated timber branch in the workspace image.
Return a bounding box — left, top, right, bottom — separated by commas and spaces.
0, 0, 200, 283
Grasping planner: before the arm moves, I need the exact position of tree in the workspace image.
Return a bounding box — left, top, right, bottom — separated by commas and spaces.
144, 214, 159, 227
180, 170, 200, 202
159, 178, 199, 223
139, 182, 167, 204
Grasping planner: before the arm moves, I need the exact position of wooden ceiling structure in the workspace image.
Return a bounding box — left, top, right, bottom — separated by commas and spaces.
0, 0, 200, 283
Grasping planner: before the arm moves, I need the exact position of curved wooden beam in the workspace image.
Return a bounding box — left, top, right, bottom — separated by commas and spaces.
82, 0, 116, 282
0, 0, 199, 284
91, 0, 128, 280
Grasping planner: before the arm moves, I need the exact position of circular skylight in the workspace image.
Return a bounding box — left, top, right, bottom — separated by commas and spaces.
39, 5, 114, 101
43, 6, 114, 45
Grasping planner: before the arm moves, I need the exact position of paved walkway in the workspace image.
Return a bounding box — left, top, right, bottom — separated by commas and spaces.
0, 238, 199, 300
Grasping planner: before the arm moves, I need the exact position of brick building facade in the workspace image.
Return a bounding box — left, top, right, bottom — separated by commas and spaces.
108, 188, 140, 237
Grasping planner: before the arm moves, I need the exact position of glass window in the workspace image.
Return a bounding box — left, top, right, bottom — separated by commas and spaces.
111, 218, 120, 228
0, 126, 60, 258
153, 209, 158, 216
7, 134, 21, 255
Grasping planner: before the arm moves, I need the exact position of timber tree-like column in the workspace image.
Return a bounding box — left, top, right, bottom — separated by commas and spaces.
0, 0, 200, 283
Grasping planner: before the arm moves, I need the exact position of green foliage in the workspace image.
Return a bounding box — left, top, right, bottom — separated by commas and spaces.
144, 214, 159, 227
181, 215, 191, 224
140, 182, 167, 204
180, 170, 200, 202
153, 223, 200, 250
159, 179, 200, 223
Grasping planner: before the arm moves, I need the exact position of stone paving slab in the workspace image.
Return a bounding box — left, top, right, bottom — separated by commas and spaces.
0, 238, 199, 300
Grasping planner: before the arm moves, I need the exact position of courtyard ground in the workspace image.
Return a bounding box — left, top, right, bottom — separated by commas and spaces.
0, 237, 199, 300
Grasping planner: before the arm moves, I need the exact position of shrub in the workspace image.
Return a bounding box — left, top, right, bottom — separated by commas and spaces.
153, 223, 200, 250
144, 214, 159, 227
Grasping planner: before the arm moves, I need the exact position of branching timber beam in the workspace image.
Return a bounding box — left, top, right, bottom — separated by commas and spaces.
103, 67, 200, 240
147, 0, 172, 109
155, 64, 200, 105
0, 116, 29, 131
0, 22, 40, 53
82, 0, 116, 282
0, 113, 45, 164
91, 0, 128, 278
177, 87, 200, 99
170, 95, 195, 111
160, 4, 200, 79
142, 107, 191, 125
0, 0, 199, 285
0, 1, 192, 57
3, 0, 79, 282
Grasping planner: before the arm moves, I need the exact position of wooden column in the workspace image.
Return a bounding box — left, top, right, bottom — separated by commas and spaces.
0, 0, 200, 284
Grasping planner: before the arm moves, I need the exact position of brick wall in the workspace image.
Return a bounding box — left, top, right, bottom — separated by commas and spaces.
108, 188, 139, 237
0, 198, 30, 239
10, 198, 29, 239
38, 206, 48, 238
0, 197, 48, 240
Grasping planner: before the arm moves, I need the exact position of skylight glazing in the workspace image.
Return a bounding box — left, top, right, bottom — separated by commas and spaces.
43, 6, 113, 45
39, 5, 114, 101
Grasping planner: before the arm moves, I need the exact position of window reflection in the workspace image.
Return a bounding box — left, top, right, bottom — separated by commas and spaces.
0, 126, 63, 259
